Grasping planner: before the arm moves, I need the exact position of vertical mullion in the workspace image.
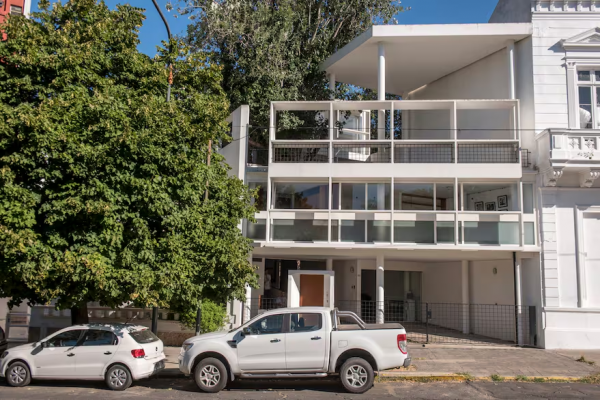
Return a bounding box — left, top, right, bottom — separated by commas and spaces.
390, 178, 394, 245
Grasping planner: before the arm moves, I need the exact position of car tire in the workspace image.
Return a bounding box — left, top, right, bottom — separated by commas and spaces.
5, 361, 31, 387
194, 357, 228, 393
105, 364, 133, 391
340, 357, 374, 394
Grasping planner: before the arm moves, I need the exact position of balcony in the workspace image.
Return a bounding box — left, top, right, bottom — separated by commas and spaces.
537, 129, 600, 187
268, 99, 525, 179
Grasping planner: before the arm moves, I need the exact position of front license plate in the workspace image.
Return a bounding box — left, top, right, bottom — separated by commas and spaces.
154, 360, 165, 372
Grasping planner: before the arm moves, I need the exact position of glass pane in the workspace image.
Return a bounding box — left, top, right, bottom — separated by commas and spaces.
435, 183, 455, 210
463, 183, 519, 211
394, 221, 434, 244
248, 182, 267, 211
394, 183, 434, 210
248, 314, 284, 335
82, 330, 117, 346
341, 220, 365, 242
45, 330, 82, 347
290, 313, 322, 332
367, 183, 391, 210
436, 221, 455, 243
578, 70, 591, 81
332, 183, 340, 210
341, 183, 366, 210
247, 219, 266, 240
596, 71, 600, 82
525, 222, 535, 245
463, 222, 519, 245
367, 220, 391, 242
580, 87, 593, 129
523, 184, 534, 214
273, 183, 329, 209
129, 330, 159, 343
331, 220, 339, 242
271, 220, 328, 241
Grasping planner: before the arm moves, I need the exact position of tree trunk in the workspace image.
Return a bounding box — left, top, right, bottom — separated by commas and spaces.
70, 303, 89, 325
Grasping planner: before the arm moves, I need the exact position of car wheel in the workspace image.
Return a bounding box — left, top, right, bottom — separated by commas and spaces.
6, 361, 31, 387
194, 357, 227, 393
340, 357, 374, 394
105, 364, 132, 391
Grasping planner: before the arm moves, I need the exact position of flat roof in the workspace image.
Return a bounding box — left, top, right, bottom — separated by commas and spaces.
322, 23, 532, 95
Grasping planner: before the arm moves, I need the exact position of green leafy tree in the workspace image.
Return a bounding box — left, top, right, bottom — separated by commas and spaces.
177, 0, 407, 128
0, 0, 257, 324
180, 299, 228, 333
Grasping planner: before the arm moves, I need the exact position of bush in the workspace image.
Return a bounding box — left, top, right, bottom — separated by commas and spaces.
179, 300, 228, 333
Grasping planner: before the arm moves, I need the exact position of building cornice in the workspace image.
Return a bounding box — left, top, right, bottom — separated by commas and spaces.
532, 0, 600, 13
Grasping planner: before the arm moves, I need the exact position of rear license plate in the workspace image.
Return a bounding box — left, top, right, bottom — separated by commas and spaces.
154, 360, 165, 372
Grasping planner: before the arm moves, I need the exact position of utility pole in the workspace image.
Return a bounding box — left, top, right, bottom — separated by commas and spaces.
151, 0, 172, 335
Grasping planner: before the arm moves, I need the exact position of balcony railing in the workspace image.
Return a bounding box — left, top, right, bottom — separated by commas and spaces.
394, 142, 454, 163
247, 146, 268, 166
272, 142, 329, 163
333, 142, 391, 163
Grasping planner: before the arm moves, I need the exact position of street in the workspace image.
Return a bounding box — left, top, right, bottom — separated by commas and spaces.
2, 378, 600, 399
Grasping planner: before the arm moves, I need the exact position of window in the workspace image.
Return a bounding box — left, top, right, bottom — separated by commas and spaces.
341, 183, 365, 210
290, 313, 322, 333
462, 183, 519, 212
271, 219, 328, 242
577, 70, 600, 129
129, 329, 159, 344
81, 330, 118, 346
248, 182, 267, 211
10, 5, 23, 15
339, 183, 390, 210
246, 314, 284, 335
246, 219, 266, 240
273, 182, 328, 209
45, 330, 83, 348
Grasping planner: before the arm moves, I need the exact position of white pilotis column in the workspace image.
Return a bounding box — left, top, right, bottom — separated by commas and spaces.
377, 43, 386, 140
326, 258, 333, 271
376, 255, 385, 324
514, 253, 524, 345
507, 40, 516, 100
461, 260, 470, 334
329, 73, 336, 100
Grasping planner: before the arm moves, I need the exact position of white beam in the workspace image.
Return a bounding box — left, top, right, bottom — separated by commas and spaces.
376, 255, 385, 324
507, 41, 516, 100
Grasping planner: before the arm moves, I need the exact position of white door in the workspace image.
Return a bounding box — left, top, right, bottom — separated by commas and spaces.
72, 329, 118, 377
237, 313, 286, 371
34, 329, 83, 377
285, 313, 327, 370
584, 215, 600, 307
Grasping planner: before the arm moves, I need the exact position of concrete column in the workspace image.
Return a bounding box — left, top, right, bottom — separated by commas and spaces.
377, 43, 386, 140
507, 41, 516, 100
461, 260, 470, 334
329, 73, 336, 100
376, 255, 385, 324
403, 271, 410, 299
326, 258, 333, 271
514, 254, 524, 345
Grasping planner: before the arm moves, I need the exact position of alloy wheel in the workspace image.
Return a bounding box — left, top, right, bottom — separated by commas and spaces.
109, 368, 128, 387
9, 366, 27, 384
200, 365, 221, 387
345, 365, 368, 388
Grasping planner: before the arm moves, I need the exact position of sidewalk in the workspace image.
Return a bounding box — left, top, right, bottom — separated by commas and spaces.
160, 345, 600, 380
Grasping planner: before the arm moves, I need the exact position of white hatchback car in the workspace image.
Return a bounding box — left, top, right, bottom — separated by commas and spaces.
0, 323, 165, 390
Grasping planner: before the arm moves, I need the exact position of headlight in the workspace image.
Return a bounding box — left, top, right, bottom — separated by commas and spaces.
0, 351, 8, 359
182, 343, 194, 352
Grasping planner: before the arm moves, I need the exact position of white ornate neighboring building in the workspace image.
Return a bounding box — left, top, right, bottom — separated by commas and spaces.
220, 0, 600, 349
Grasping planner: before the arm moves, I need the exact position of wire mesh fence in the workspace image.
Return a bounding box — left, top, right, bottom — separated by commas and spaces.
521, 149, 531, 167
394, 143, 455, 163
244, 297, 287, 320
247, 146, 268, 166
457, 143, 520, 163
336, 300, 536, 346
272, 143, 329, 163
333, 142, 392, 163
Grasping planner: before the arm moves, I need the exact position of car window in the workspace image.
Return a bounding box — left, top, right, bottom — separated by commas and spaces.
290, 313, 322, 333
0, 327, 4, 340
45, 330, 83, 348
247, 314, 284, 335
81, 330, 118, 346
129, 329, 159, 344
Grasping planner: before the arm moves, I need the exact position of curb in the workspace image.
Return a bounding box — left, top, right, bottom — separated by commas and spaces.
377, 374, 590, 383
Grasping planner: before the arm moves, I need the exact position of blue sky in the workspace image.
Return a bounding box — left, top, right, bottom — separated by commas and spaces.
31, 0, 500, 56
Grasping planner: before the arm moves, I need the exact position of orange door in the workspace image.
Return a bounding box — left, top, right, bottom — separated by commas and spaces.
300, 275, 325, 307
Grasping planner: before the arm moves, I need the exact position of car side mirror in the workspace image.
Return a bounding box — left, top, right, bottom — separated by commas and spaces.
242, 327, 252, 336
38, 341, 46, 348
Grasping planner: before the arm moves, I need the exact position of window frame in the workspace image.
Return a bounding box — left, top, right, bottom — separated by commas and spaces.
44, 329, 85, 348
577, 69, 600, 129
289, 313, 323, 333
245, 313, 288, 335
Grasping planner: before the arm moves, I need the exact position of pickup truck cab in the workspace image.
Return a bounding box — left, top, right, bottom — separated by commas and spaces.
179, 307, 410, 394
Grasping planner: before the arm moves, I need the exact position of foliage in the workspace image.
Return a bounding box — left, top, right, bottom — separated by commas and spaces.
180, 299, 228, 333
177, 0, 407, 128
0, 0, 257, 318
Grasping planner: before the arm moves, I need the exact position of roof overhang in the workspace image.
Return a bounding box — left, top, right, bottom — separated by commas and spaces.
322, 23, 533, 96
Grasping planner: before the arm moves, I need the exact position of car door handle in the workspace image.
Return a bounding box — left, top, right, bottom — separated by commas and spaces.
270, 338, 281, 343
311, 336, 322, 340
67, 353, 75, 357
104, 351, 112, 355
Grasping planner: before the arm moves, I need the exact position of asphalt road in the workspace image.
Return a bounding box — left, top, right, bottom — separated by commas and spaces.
1, 378, 600, 399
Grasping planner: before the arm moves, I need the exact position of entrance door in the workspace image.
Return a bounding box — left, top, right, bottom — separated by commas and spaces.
300, 275, 324, 306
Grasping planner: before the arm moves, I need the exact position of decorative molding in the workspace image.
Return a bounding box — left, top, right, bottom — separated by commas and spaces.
543, 168, 564, 187
580, 169, 600, 187
533, 0, 600, 12
563, 28, 600, 51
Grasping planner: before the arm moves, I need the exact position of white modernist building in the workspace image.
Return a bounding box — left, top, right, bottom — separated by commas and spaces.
222, 0, 600, 350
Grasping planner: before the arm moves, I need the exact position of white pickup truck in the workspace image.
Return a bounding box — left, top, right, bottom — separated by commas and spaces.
179, 307, 411, 394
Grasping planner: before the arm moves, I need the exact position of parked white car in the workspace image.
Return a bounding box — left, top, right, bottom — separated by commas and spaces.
179, 307, 410, 394
0, 323, 165, 391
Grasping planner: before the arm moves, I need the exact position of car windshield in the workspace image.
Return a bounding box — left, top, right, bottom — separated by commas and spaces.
129, 329, 159, 344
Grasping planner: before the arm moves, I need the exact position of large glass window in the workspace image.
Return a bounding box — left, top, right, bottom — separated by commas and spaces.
463, 183, 519, 211
247, 219, 266, 240
394, 221, 434, 244
463, 222, 519, 245
273, 182, 328, 209
271, 220, 328, 242
341, 220, 365, 242
394, 184, 434, 210
248, 182, 267, 211
577, 70, 600, 129
367, 221, 391, 242
341, 183, 366, 210
367, 183, 391, 210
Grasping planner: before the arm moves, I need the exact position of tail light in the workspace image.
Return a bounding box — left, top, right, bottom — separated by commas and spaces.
131, 349, 145, 358
397, 334, 407, 354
